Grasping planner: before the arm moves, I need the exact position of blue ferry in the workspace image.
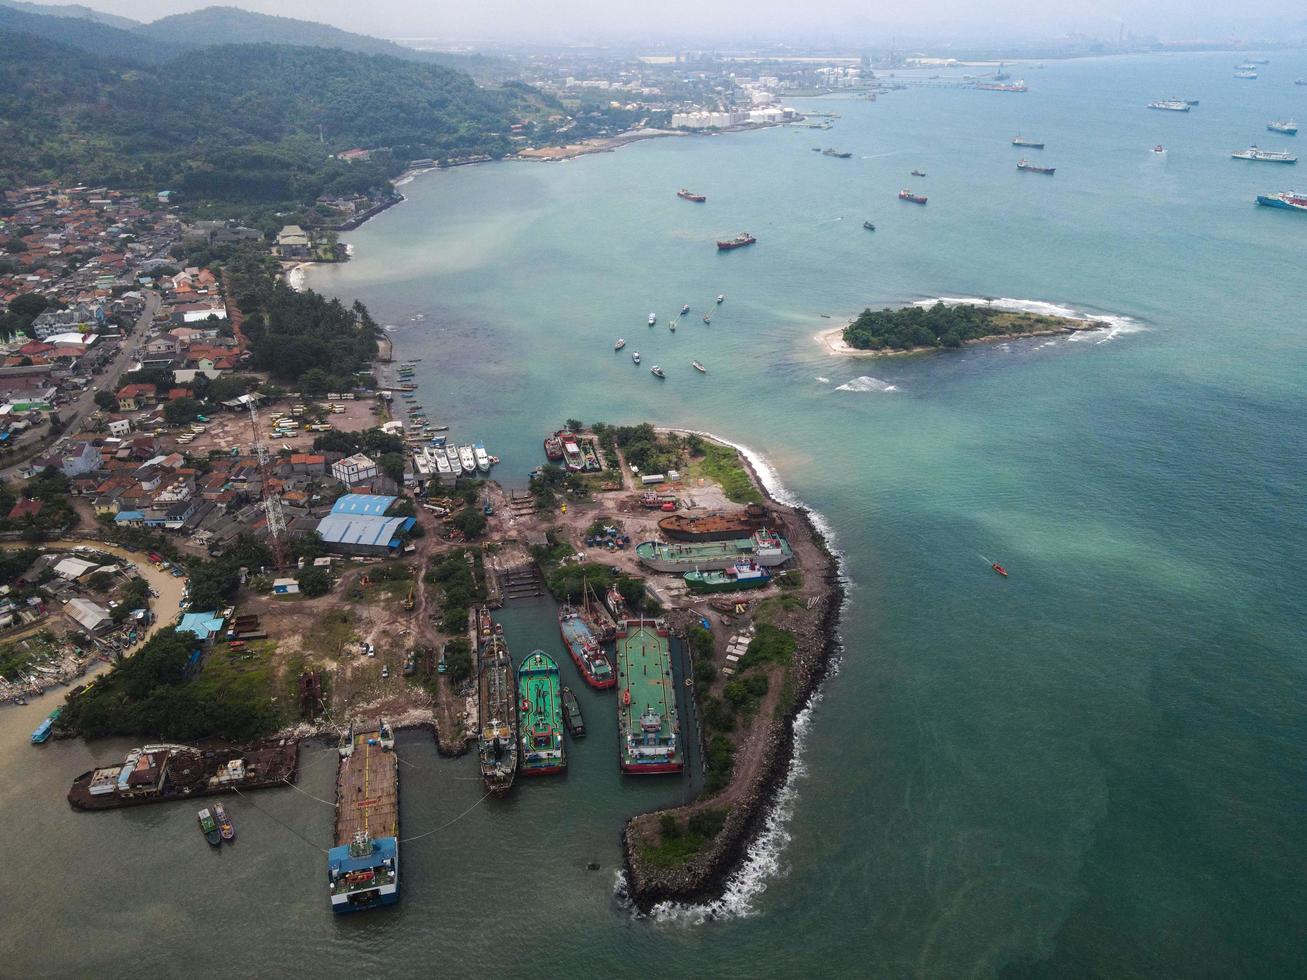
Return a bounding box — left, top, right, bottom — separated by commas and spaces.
1256, 191, 1307, 212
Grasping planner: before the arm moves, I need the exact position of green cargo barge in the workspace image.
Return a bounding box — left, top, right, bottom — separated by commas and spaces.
615, 620, 684, 774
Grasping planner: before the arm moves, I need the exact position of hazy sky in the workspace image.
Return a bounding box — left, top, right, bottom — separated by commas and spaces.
58, 0, 1307, 43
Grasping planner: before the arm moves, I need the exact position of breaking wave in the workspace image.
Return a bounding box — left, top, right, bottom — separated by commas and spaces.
815, 376, 831, 384
835, 375, 899, 393
916, 296, 1145, 345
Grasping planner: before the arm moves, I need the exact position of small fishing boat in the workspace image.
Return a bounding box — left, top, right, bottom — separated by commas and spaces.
716, 294, 725, 304
650, 365, 666, 379
197, 808, 222, 847
692, 361, 707, 373
31, 706, 60, 743
648, 312, 657, 326
213, 800, 235, 842
561, 686, 585, 737
1152, 144, 1166, 154
632, 352, 641, 364
863, 220, 876, 231
680, 304, 690, 315
703, 312, 711, 323
614, 338, 625, 351
911, 169, 926, 176
991, 562, 1008, 577
669, 320, 676, 332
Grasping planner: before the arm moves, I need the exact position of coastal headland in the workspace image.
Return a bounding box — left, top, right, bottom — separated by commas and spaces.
618, 431, 843, 911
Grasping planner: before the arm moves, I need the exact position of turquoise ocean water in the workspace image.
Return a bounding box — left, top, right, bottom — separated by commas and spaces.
2, 51, 1306, 976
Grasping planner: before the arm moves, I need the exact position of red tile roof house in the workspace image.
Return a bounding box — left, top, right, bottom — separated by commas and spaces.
116, 383, 157, 411
8, 498, 43, 520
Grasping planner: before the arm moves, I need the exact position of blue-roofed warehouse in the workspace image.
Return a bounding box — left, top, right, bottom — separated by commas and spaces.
316, 513, 415, 556
331, 494, 397, 517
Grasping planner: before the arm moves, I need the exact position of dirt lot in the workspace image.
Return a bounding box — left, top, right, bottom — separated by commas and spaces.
179, 396, 383, 456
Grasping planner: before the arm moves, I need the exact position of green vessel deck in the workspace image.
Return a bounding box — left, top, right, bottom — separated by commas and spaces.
518, 651, 566, 775
615, 620, 683, 773
635, 529, 793, 572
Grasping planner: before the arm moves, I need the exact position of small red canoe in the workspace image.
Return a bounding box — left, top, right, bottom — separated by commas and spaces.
991, 563, 1008, 577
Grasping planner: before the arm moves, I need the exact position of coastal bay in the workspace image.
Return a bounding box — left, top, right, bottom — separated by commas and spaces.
4, 49, 1307, 977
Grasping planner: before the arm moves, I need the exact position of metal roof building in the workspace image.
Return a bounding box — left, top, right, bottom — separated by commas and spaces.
67, 597, 112, 633
316, 513, 415, 556
178, 611, 225, 642
330, 494, 397, 517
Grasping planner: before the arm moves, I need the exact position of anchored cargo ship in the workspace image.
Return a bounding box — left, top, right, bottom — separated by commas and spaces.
1268, 120, 1298, 135
717, 232, 756, 250
1017, 159, 1056, 174
616, 620, 683, 774
676, 189, 706, 202
1012, 135, 1044, 148
1256, 190, 1307, 212
685, 558, 773, 593
899, 189, 928, 204
635, 528, 793, 572
518, 651, 566, 775
1148, 100, 1190, 112
559, 605, 615, 688
478, 634, 518, 796
658, 505, 770, 541
1232, 146, 1297, 163
329, 721, 399, 913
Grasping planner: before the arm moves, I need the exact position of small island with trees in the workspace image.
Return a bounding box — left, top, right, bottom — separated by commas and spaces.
820, 300, 1108, 356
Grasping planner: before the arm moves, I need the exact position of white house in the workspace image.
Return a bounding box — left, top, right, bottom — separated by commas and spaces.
331, 452, 379, 486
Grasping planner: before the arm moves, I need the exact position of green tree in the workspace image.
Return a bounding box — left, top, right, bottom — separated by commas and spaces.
296, 566, 331, 597
451, 505, 486, 539
93, 390, 117, 411
163, 397, 201, 425
378, 452, 406, 485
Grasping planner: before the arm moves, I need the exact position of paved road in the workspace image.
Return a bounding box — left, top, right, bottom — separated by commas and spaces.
1, 290, 160, 482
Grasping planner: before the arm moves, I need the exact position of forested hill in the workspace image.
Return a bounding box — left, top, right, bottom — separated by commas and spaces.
0, 30, 553, 211
0, 0, 139, 30
0, 2, 506, 75
0, 4, 172, 62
